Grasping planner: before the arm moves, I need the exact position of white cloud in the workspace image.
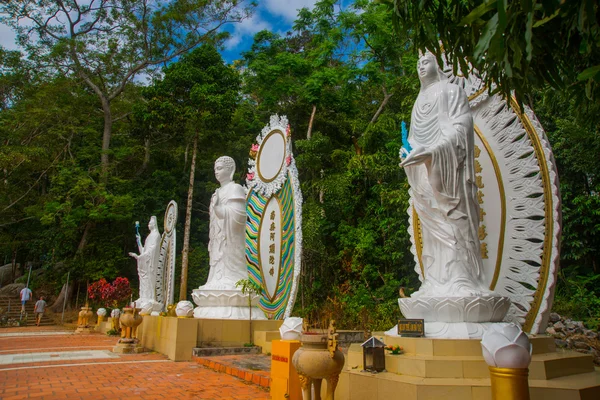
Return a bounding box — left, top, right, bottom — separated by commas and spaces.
263, 0, 317, 22
225, 13, 271, 49
0, 23, 19, 50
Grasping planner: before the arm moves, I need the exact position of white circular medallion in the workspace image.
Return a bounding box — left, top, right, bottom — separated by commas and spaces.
257, 130, 286, 183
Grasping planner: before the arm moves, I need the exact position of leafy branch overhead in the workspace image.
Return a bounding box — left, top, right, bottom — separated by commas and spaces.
384, 0, 600, 105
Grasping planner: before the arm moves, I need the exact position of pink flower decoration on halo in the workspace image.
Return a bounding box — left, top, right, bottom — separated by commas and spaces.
286, 155, 292, 166
247, 172, 255, 180
286, 125, 291, 136
251, 144, 259, 152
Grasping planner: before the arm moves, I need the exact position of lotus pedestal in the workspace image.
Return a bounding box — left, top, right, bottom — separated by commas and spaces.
191, 289, 267, 320
396, 296, 511, 339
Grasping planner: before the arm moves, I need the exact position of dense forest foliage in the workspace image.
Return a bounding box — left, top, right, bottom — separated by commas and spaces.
1, 0, 599, 330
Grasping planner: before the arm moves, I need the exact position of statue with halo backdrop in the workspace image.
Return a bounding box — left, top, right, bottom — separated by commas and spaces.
392, 51, 561, 339
129, 200, 177, 314
192, 156, 266, 319
192, 115, 303, 320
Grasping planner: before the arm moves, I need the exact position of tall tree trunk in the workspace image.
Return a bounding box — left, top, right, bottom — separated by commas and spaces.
77, 221, 94, 255
136, 137, 151, 176
11, 249, 17, 282
100, 96, 112, 183
307, 104, 317, 139
180, 134, 198, 301
50, 280, 74, 313
183, 142, 190, 173
369, 86, 393, 124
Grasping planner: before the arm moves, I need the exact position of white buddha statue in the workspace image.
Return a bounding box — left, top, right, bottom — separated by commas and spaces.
200, 156, 248, 290
129, 216, 161, 311
192, 156, 267, 320
401, 52, 490, 298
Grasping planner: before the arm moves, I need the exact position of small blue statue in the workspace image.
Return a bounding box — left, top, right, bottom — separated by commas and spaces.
135, 221, 142, 248
400, 121, 412, 159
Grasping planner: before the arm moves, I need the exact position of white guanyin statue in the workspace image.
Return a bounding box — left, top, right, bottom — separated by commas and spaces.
394, 52, 510, 338
202, 156, 248, 290
401, 51, 489, 298
192, 156, 266, 320
129, 217, 162, 314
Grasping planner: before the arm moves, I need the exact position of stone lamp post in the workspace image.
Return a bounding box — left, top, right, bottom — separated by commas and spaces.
481, 324, 532, 400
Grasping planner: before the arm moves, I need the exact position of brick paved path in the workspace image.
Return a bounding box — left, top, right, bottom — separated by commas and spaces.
0, 328, 269, 400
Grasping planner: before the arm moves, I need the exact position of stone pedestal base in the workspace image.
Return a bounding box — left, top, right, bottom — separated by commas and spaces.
95, 320, 113, 334
191, 289, 267, 320
75, 326, 93, 334
113, 339, 145, 354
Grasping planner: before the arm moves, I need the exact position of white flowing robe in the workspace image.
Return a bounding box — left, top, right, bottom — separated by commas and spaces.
406, 80, 489, 298
137, 229, 160, 301
202, 182, 248, 290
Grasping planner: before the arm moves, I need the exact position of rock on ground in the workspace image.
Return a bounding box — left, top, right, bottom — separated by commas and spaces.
546, 313, 600, 366
0, 283, 26, 297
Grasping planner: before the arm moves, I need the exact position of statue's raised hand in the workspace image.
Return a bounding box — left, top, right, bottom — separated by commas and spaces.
128, 252, 139, 260
400, 146, 431, 167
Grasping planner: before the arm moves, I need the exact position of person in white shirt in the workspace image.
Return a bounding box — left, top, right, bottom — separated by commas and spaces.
20, 287, 32, 313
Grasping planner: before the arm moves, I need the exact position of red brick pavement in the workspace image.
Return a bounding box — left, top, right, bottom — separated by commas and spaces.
0, 328, 270, 399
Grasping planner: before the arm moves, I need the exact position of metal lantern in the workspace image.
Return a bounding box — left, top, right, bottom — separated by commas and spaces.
361, 336, 386, 372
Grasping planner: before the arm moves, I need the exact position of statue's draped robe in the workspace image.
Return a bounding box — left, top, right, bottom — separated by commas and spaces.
406, 80, 489, 297
202, 182, 247, 290
137, 229, 160, 300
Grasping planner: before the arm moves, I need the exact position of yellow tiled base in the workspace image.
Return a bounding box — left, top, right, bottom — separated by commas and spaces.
338, 369, 600, 400
254, 330, 281, 354
380, 334, 556, 356
137, 315, 282, 361
95, 320, 113, 334
340, 335, 600, 400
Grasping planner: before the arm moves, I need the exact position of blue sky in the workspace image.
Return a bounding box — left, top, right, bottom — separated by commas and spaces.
221, 0, 319, 63
0, 0, 319, 64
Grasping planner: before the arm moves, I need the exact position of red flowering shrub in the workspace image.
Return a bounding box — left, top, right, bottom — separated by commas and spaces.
88, 277, 132, 308
88, 279, 108, 304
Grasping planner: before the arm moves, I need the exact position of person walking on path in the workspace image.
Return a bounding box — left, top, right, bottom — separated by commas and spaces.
20, 286, 32, 314
34, 296, 47, 326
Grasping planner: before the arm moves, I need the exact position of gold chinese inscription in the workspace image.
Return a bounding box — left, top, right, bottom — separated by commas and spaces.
397, 319, 425, 337
474, 145, 488, 259
268, 209, 277, 276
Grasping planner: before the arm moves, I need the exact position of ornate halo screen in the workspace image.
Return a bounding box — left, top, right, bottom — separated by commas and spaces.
245, 115, 303, 319
407, 61, 561, 334
155, 200, 177, 308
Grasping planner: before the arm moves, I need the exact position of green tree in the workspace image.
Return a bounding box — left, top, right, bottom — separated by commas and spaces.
135, 44, 241, 300
240, 1, 419, 328
384, 0, 600, 105
0, 0, 252, 180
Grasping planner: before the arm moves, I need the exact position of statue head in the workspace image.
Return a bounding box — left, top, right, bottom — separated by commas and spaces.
417, 51, 444, 88
148, 216, 158, 231
214, 156, 236, 184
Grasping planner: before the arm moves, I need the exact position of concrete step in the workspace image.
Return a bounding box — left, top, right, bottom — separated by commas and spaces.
193, 346, 262, 357
193, 353, 270, 389
348, 345, 594, 380
340, 368, 600, 400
